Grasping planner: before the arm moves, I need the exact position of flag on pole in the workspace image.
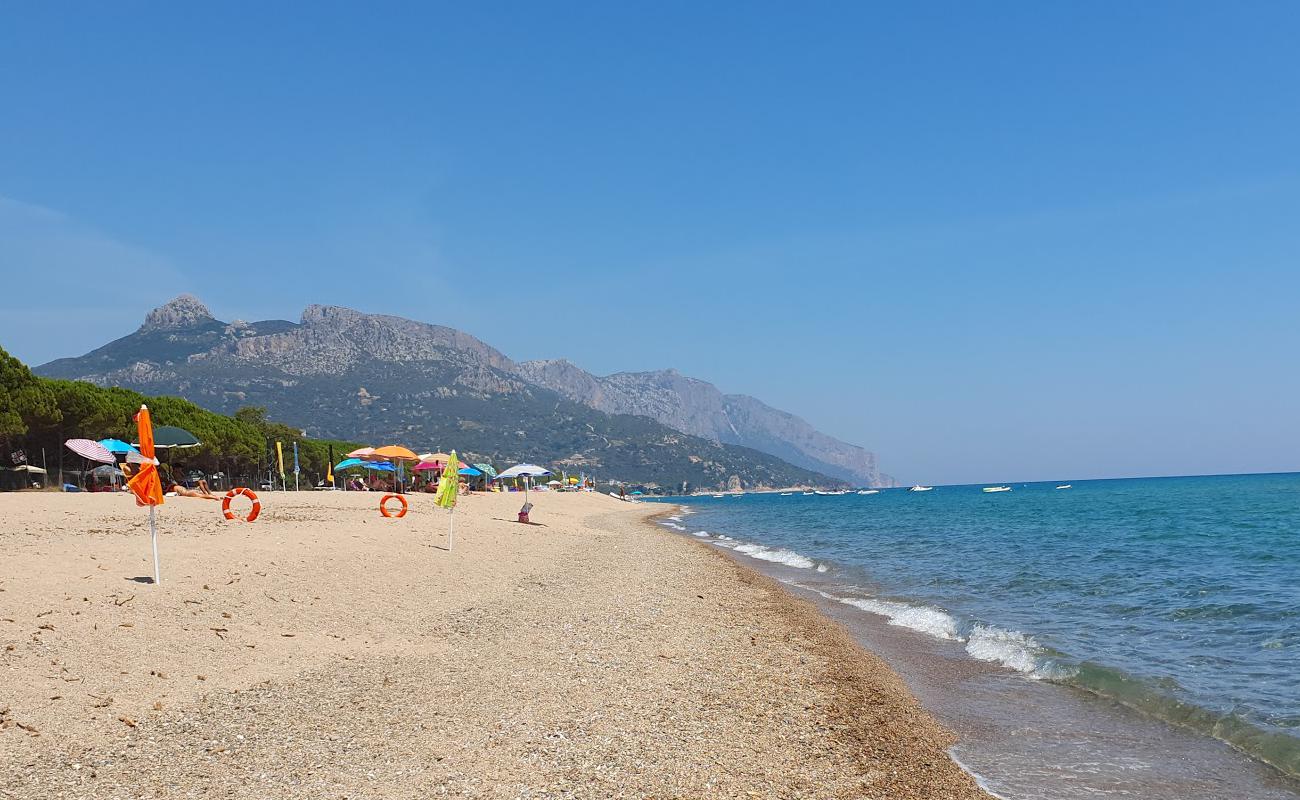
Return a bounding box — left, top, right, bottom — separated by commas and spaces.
125, 405, 165, 585
275, 441, 285, 488
327, 444, 335, 488
293, 441, 299, 475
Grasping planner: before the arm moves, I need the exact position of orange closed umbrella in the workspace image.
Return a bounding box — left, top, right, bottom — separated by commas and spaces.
125, 405, 165, 584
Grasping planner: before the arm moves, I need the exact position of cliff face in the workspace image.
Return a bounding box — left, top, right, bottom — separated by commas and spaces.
516, 362, 891, 487
38, 296, 890, 487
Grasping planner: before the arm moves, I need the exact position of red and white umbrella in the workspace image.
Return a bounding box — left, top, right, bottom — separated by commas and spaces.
65, 438, 115, 464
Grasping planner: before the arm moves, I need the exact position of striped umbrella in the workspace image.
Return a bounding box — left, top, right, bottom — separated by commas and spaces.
65, 438, 115, 464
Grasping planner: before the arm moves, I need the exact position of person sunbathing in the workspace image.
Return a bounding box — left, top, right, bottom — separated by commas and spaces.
171, 480, 220, 500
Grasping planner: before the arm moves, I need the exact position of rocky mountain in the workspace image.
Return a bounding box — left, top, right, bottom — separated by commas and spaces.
516, 362, 892, 487
36, 297, 848, 491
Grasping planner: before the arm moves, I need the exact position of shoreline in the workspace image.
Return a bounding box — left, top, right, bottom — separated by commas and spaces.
1, 490, 987, 798
655, 499, 1300, 799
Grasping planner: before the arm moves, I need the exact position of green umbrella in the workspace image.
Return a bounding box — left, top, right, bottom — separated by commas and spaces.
138, 426, 200, 449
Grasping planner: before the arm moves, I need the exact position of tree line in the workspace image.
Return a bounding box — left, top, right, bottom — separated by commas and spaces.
0, 345, 362, 488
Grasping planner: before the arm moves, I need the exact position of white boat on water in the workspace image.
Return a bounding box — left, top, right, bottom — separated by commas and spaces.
857, 489, 880, 495
780, 492, 793, 496
982, 486, 1012, 493
801, 491, 814, 496
814, 490, 833, 496
1056, 484, 1072, 490
909, 485, 933, 492
711, 494, 725, 498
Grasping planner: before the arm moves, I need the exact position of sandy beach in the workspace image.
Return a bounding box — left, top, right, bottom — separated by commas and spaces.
0, 489, 986, 799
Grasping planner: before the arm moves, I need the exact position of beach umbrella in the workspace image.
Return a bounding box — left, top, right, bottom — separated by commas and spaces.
473, 463, 497, 480
334, 457, 368, 471
458, 466, 482, 476
413, 461, 442, 471
547, 480, 562, 486
149, 426, 200, 449
496, 463, 551, 503
65, 438, 115, 464
372, 445, 419, 461
346, 447, 376, 459
363, 461, 396, 472
422, 452, 452, 464
125, 405, 165, 585
92, 464, 124, 486
434, 450, 460, 549
99, 438, 144, 463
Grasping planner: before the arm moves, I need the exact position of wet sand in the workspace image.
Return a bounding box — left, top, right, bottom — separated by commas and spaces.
0, 490, 987, 798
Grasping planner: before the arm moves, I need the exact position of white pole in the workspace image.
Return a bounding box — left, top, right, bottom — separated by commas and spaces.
448, 507, 455, 551
149, 505, 160, 585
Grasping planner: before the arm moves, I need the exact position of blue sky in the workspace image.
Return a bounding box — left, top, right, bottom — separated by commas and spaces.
2, 2, 1298, 484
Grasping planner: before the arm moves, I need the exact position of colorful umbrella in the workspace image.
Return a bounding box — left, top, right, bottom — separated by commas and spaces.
125, 405, 165, 585
434, 451, 459, 549
65, 438, 115, 464
346, 447, 376, 459
372, 445, 419, 461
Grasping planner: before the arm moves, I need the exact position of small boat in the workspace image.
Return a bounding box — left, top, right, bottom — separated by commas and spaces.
909, 485, 933, 492
711, 493, 725, 498
814, 490, 833, 496
801, 491, 814, 496
780, 492, 793, 496
982, 486, 1012, 493
857, 489, 880, 495
1056, 484, 1072, 490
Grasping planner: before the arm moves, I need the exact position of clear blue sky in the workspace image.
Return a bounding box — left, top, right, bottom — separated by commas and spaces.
3, 2, 1298, 485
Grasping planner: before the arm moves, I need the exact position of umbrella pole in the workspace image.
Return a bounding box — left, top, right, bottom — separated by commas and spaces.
449, 507, 455, 551
149, 505, 160, 586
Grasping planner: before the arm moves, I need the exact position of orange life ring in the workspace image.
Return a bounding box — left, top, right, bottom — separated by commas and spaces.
222, 487, 261, 522
379, 493, 408, 518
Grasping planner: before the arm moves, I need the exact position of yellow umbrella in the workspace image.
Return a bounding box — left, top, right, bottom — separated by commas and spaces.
434, 451, 459, 549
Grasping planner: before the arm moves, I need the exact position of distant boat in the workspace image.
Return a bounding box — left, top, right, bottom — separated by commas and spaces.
1056, 484, 1072, 490
909, 485, 933, 492
857, 489, 880, 495
982, 486, 1012, 493
814, 490, 833, 496
801, 491, 814, 496
711, 493, 725, 498
780, 492, 793, 496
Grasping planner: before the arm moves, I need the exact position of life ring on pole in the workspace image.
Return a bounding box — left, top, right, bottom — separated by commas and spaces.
222, 487, 261, 522
380, 494, 408, 518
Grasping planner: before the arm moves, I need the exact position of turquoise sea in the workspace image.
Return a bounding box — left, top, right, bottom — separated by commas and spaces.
659, 473, 1300, 798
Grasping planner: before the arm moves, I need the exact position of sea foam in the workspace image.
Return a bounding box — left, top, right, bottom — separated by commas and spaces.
732, 543, 817, 569
839, 597, 961, 640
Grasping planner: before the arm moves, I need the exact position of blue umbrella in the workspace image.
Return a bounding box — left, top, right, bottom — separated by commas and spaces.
458, 466, 483, 476
100, 438, 142, 458
334, 458, 396, 472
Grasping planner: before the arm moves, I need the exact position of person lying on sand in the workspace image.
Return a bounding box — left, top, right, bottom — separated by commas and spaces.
170, 480, 220, 500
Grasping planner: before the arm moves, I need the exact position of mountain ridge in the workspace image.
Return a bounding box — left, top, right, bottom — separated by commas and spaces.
36, 296, 890, 488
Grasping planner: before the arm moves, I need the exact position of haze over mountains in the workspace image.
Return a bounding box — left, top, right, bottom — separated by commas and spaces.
37, 296, 892, 490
